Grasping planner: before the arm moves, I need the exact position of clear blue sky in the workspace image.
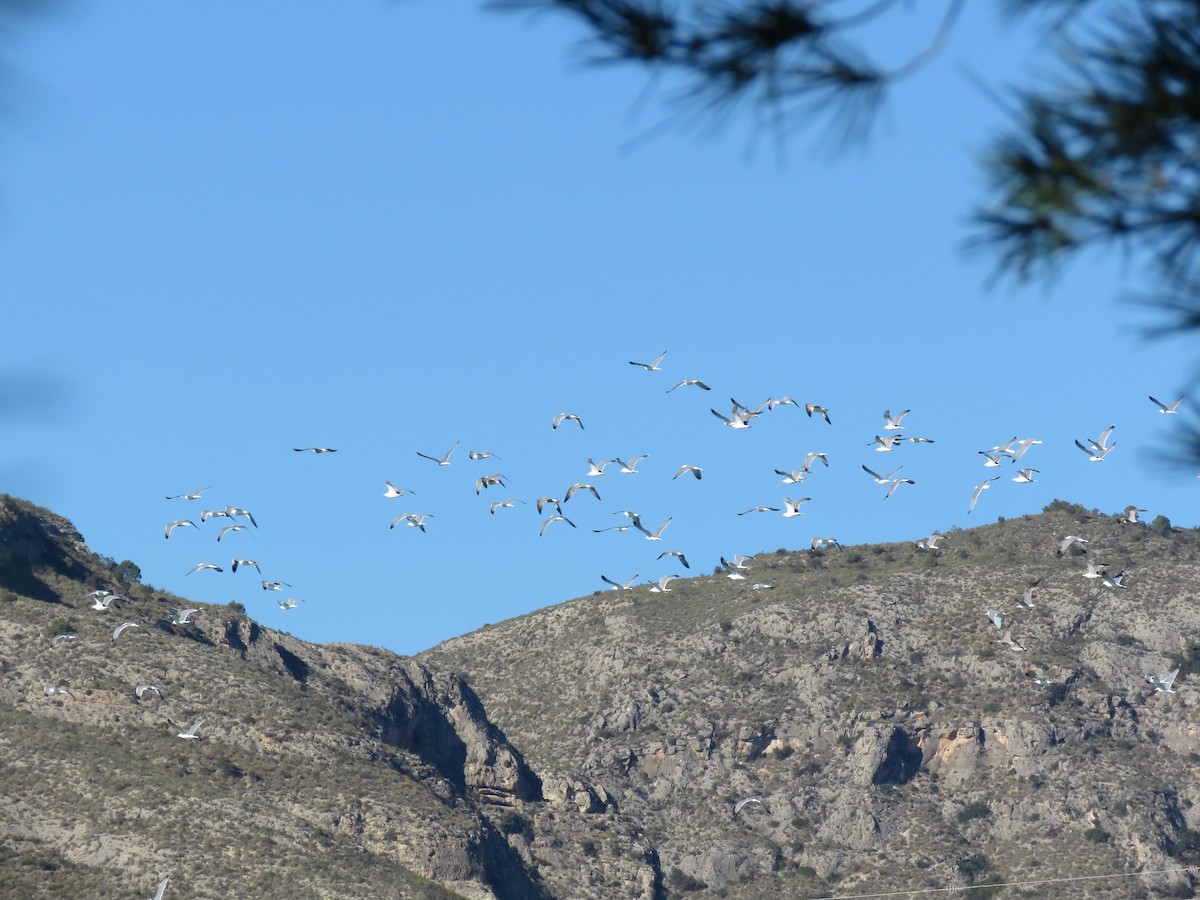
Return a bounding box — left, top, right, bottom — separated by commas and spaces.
3, 1, 1195, 655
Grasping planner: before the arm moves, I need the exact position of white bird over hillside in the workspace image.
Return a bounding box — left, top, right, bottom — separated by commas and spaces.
1016, 579, 1039, 609
416, 440, 460, 466
135, 684, 164, 701
1082, 560, 1109, 579
601, 573, 640, 590
811, 537, 841, 550
552, 412, 584, 430
382, 480, 415, 498
916, 533, 944, 551
91, 593, 121, 610
165, 486, 210, 500
667, 379, 710, 392
164, 520, 198, 540
629, 350, 667, 371
649, 574, 681, 593
175, 718, 205, 740
1146, 667, 1180, 693
734, 797, 769, 816
52, 633, 78, 647
968, 477, 1000, 514
44, 684, 72, 698
112, 621, 141, 643
171, 608, 200, 625
1149, 395, 1184, 414
1058, 535, 1088, 556
1123, 505, 1147, 524
147, 877, 169, 900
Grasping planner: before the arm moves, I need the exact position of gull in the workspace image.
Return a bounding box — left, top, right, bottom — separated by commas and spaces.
804, 403, 832, 425
136, 684, 164, 701
475, 472, 508, 494
1146, 667, 1180, 693
906, 436, 936, 444
667, 379, 711, 392
915, 533, 944, 551
863, 464, 903, 485
164, 520, 198, 540
91, 594, 121, 610
733, 797, 769, 816
564, 482, 601, 503
1058, 535, 1088, 556
882, 409, 910, 430
761, 396, 798, 411
635, 516, 672, 541
552, 412, 584, 430
540, 515, 576, 536
648, 574, 681, 593
262, 580, 292, 591
979, 450, 1011, 468
1101, 569, 1127, 589
147, 877, 169, 900
536, 497, 563, 516
800, 451, 829, 472
390, 513, 433, 532
217, 524, 249, 542
592, 524, 632, 533
468, 450, 502, 460
171, 608, 200, 625
52, 633, 78, 647
223, 505, 257, 527
1028, 674, 1056, 686
176, 718, 205, 740
1075, 440, 1115, 461
1016, 579, 1039, 609
294, 447, 337, 453
185, 562, 223, 576
1010, 438, 1043, 462
1012, 468, 1039, 483
811, 537, 842, 550
984, 437, 1019, 455
112, 621, 141, 643
674, 464, 702, 480
1122, 505, 1147, 524
968, 477, 1000, 514
629, 350, 667, 371
585, 458, 615, 477
382, 480, 416, 499
783, 497, 811, 517
601, 573, 640, 590
200, 509, 232, 522
1089, 425, 1117, 450
868, 434, 904, 452
416, 440, 460, 466
1149, 395, 1184, 414
277, 597, 304, 609
750, 582, 773, 590
489, 498, 526, 514
996, 629, 1028, 652
86, 589, 112, 598
738, 506, 780, 516
774, 468, 806, 485
1082, 560, 1109, 579
614, 455, 649, 474
711, 407, 754, 429
44, 684, 73, 698
885, 477, 915, 498
722, 554, 753, 570
657, 550, 690, 569
165, 486, 210, 500
987, 608, 1006, 634
723, 564, 747, 581
231, 559, 261, 574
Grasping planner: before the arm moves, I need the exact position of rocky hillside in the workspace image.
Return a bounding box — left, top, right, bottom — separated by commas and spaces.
4, 494, 1200, 898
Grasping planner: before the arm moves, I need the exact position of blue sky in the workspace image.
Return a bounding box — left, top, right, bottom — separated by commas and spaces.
3, 1, 1196, 655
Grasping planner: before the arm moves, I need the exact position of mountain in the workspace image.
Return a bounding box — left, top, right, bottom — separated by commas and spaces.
3, 494, 1200, 898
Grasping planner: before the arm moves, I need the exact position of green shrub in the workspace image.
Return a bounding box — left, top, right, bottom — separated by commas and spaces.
667, 867, 707, 892
227, 601, 246, 615
956, 801, 991, 824
1084, 826, 1111, 843
500, 811, 533, 842
45, 617, 75, 637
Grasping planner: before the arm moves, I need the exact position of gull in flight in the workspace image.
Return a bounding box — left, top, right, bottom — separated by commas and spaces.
1058, 535, 1088, 556
294, 447, 337, 453
390, 513, 433, 532
733, 797, 768, 816
915, 533, 944, 551
667, 379, 710, 392
112, 621, 141, 643
634, 516, 672, 540
200, 509, 232, 523
262, 580, 292, 591
996, 629, 1028, 652
711, 406, 754, 429
1150, 395, 1184, 414
223, 505, 257, 527
629, 350, 667, 371
868, 434, 904, 452
217, 525, 249, 542
231, 559, 261, 574
277, 597, 304, 610
540, 515, 576, 536
165, 486, 210, 500
171, 608, 200, 625
552, 412, 584, 430
763, 396, 799, 411
382, 480, 415, 498
1101, 569, 1127, 589
536, 497, 563, 516
136, 684, 164, 701
804, 403, 832, 425
52, 633, 78, 647
164, 520, 198, 540
1010, 438, 1043, 462
968, 477, 1000, 514
649, 574, 681, 593
1146, 667, 1180, 693
987, 608, 1006, 634
674, 464, 703, 480
657, 549, 690, 569
475, 472, 508, 494
489, 498, 526, 514
1075, 440, 1115, 461
1123, 505, 1147, 524
979, 450, 1012, 468
738, 505, 780, 516
592, 524, 632, 534
811, 537, 842, 550
863, 464, 903, 485
783, 497, 811, 517
175, 718, 205, 740
1082, 560, 1109, 579
775, 467, 806, 485
601, 573, 640, 590
585, 458, 615, 477
750, 582, 773, 590
416, 440, 460, 466
722, 554, 753, 571
564, 482, 601, 503
468, 450, 502, 461
91, 593, 121, 610
185, 562, 223, 576
885, 477, 915, 498
44, 684, 73, 698
800, 451, 829, 472
1011, 468, 1039, 483
882, 409, 911, 430
1015, 579, 1039, 609
906, 436, 936, 444
147, 877, 169, 900
615, 455, 649, 474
